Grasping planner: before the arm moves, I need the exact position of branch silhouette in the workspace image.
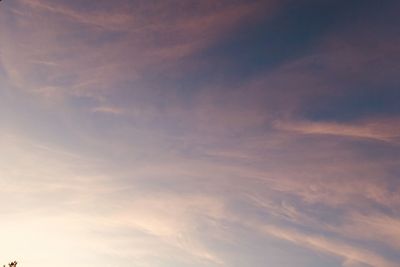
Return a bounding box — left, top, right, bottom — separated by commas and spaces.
3, 261, 17, 267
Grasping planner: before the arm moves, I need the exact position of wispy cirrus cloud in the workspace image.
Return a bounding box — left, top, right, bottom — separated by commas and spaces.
0, 0, 280, 104
274, 118, 400, 143
255, 223, 397, 267
1, 1, 400, 267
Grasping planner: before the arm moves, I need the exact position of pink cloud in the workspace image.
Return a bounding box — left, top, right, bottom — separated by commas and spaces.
274, 118, 400, 143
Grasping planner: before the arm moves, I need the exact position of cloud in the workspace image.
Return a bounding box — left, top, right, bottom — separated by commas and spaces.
0, 132, 229, 267
255, 223, 397, 267
274, 118, 400, 143
0, 0, 279, 106
1, 1, 400, 267
337, 213, 400, 250
92, 105, 125, 115
20, 0, 135, 30
106, 194, 227, 265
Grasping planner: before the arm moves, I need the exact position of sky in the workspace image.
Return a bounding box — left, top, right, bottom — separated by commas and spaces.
0, 0, 400, 267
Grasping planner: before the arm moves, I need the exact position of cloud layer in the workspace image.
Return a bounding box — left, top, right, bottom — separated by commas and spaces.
0, 1, 399, 267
